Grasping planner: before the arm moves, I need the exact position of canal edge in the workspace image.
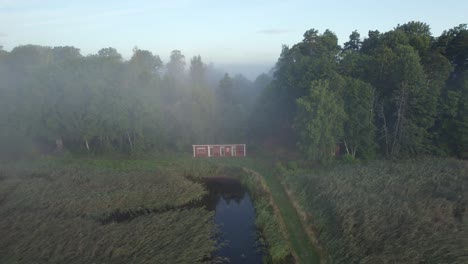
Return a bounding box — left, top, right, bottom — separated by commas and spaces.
280, 176, 330, 264
242, 166, 324, 264
240, 167, 299, 262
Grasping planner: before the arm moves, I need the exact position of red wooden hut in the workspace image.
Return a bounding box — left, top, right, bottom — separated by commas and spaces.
192, 144, 246, 158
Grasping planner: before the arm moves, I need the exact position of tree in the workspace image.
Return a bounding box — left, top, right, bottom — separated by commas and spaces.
97, 47, 122, 60
436, 25, 468, 158
166, 50, 186, 77
395, 21, 431, 56
294, 80, 345, 164
52, 46, 82, 63
129, 48, 163, 75
436, 24, 468, 75
343, 30, 362, 52
260, 29, 343, 146
190, 55, 205, 86
217, 73, 234, 103
342, 78, 376, 159
188, 55, 216, 144
359, 27, 438, 156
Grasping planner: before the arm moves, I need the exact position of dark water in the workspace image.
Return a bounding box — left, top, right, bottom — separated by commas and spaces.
203, 177, 264, 264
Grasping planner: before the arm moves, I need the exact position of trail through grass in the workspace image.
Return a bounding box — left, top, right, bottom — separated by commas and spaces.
250, 162, 321, 264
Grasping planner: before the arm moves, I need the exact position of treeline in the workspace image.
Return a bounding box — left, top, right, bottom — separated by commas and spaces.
1, 21, 467, 161
253, 22, 468, 162
0, 46, 268, 157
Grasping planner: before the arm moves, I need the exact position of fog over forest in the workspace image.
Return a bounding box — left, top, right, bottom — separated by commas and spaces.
0, 45, 273, 158
1, 21, 467, 162
1, 20, 468, 264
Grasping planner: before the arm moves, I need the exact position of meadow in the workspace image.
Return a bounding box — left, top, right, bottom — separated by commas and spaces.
279, 157, 468, 263
0, 157, 216, 264
0, 156, 297, 264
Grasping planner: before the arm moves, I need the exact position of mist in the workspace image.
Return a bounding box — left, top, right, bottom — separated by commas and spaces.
1, 19, 468, 264
0, 45, 271, 158
216, 63, 273, 81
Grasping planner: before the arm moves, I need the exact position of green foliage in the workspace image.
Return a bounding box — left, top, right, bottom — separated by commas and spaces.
281, 157, 468, 263
343, 30, 361, 52
340, 153, 359, 164
294, 80, 345, 164
342, 77, 376, 159
251, 22, 468, 160
252, 29, 342, 145
433, 25, 468, 158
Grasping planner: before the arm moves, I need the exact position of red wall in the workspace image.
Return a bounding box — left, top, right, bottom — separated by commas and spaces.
225, 146, 232, 157
193, 145, 246, 157
194, 146, 209, 157
211, 146, 221, 157
235, 145, 245, 157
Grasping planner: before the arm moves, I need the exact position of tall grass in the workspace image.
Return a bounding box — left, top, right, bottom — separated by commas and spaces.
0, 209, 215, 264
1, 165, 206, 219
0, 159, 215, 264
236, 167, 294, 263
280, 157, 468, 263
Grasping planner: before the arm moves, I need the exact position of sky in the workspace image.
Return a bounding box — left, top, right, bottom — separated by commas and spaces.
0, 0, 467, 79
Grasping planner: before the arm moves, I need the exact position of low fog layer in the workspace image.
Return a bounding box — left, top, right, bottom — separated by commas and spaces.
0, 21, 467, 161
217, 63, 274, 81
0, 46, 271, 158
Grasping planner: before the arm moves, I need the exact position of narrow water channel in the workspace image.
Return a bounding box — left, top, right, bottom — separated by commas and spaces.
203, 177, 264, 264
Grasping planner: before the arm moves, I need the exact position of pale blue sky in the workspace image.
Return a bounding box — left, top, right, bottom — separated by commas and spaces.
0, 0, 466, 78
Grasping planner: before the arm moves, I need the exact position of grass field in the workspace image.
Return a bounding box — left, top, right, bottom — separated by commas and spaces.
0, 157, 216, 264
0, 155, 305, 264
278, 157, 468, 263
6, 154, 462, 263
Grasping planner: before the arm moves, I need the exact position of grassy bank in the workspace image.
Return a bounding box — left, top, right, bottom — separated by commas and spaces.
279, 157, 468, 263
181, 160, 294, 264
234, 167, 294, 263
250, 162, 322, 264
204, 157, 322, 264
0, 157, 216, 264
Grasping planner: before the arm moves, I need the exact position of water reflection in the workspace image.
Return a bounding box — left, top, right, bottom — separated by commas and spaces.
203, 177, 263, 264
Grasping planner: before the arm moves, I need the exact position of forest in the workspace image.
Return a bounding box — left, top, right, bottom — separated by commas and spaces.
0, 45, 268, 158
1, 22, 467, 162
1, 21, 468, 263
254, 21, 468, 162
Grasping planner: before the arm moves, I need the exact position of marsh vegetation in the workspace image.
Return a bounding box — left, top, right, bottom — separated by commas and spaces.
0, 159, 216, 263
279, 157, 468, 263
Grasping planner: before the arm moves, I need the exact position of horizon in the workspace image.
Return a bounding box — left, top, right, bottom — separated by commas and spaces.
1, 0, 467, 79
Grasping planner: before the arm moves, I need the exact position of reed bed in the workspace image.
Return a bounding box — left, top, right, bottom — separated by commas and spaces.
0, 160, 215, 264
280, 157, 468, 263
